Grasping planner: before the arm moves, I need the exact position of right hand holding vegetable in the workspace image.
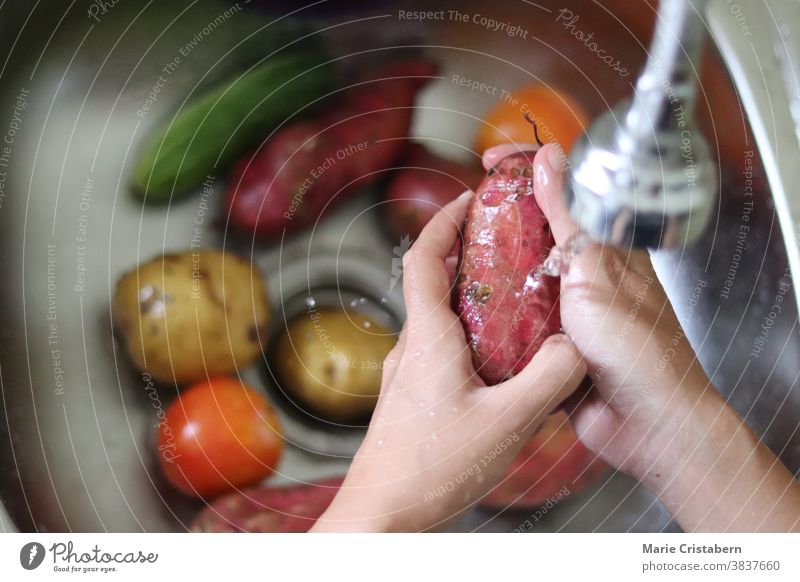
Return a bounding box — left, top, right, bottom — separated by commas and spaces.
521, 142, 800, 532
512, 142, 712, 478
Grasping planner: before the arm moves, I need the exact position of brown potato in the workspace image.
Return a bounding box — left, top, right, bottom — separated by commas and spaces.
113, 250, 270, 384
275, 307, 395, 422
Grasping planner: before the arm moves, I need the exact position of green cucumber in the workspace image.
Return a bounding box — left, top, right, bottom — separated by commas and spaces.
133, 51, 332, 201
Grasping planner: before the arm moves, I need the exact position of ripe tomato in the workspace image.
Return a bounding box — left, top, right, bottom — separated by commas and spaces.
475, 84, 587, 153
157, 377, 283, 498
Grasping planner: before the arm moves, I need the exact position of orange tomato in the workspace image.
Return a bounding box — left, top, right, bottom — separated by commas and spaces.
475, 84, 588, 153
158, 377, 283, 498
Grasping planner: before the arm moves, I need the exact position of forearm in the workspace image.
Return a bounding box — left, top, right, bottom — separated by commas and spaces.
309, 463, 399, 532
636, 387, 800, 532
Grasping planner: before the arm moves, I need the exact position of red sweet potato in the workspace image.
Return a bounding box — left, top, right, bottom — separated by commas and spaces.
225, 59, 437, 238
481, 412, 608, 510
454, 151, 560, 385
382, 144, 484, 242
191, 477, 342, 533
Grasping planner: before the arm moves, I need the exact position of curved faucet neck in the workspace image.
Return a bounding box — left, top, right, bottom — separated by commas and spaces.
623, 0, 708, 143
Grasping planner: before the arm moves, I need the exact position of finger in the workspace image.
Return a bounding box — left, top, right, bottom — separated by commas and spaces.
532, 143, 578, 246
559, 376, 593, 415
445, 255, 460, 283
532, 145, 654, 275
565, 239, 655, 292
482, 143, 539, 171
413, 190, 472, 259
567, 389, 621, 455
495, 334, 587, 428
618, 246, 656, 278
403, 191, 472, 324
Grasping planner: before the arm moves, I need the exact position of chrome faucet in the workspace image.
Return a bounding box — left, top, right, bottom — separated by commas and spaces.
565, 0, 716, 249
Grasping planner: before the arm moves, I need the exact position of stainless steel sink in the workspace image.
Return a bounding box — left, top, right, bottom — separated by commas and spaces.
1, 0, 798, 532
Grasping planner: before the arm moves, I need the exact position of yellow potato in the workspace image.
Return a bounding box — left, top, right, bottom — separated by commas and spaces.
275, 307, 396, 422
113, 250, 270, 384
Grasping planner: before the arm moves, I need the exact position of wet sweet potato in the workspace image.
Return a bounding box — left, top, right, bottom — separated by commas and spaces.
191, 477, 342, 533
225, 59, 437, 238
454, 151, 560, 385
382, 144, 484, 242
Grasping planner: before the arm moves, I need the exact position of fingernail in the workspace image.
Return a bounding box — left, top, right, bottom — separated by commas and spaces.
545, 143, 566, 173
458, 190, 473, 200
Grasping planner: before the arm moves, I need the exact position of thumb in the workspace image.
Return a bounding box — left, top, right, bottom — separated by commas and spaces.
495, 334, 587, 427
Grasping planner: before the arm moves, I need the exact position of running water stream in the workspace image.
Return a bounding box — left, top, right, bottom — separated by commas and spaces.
539, 232, 593, 277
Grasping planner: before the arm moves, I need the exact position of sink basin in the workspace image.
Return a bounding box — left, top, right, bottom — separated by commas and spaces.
1, 0, 798, 532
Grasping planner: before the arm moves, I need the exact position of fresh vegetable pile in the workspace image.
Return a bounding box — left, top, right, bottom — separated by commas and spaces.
121, 21, 602, 529
133, 52, 333, 201
224, 59, 437, 238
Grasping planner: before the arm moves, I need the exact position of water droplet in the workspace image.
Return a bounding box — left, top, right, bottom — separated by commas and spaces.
380, 297, 388, 304
305, 296, 316, 308
376, 439, 384, 447
413, 350, 422, 357
416, 400, 426, 408
428, 411, 435, 417
349, 299, 359, 308
363, 320, 372, 329
538, 233, 592, 277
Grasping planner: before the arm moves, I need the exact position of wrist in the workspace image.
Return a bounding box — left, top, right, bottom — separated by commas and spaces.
629, 375, 730, 490
311, 498, 395, 532
310, 471, 401, 532
633, 381, 741, 498
628, 380, 800, 531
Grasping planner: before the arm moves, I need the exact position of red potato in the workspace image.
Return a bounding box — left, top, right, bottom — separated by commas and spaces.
454, 151, 560, 385
382, 144, 484, 242
191, 477, 343, 533
225, 59, 437, 238
481, 412, 608, 510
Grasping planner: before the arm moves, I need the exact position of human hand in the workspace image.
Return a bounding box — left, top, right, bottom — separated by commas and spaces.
485, 142, 710, 478
312, 189, 586, 532
488, 142, 712, 479
489, 143, 800, 532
